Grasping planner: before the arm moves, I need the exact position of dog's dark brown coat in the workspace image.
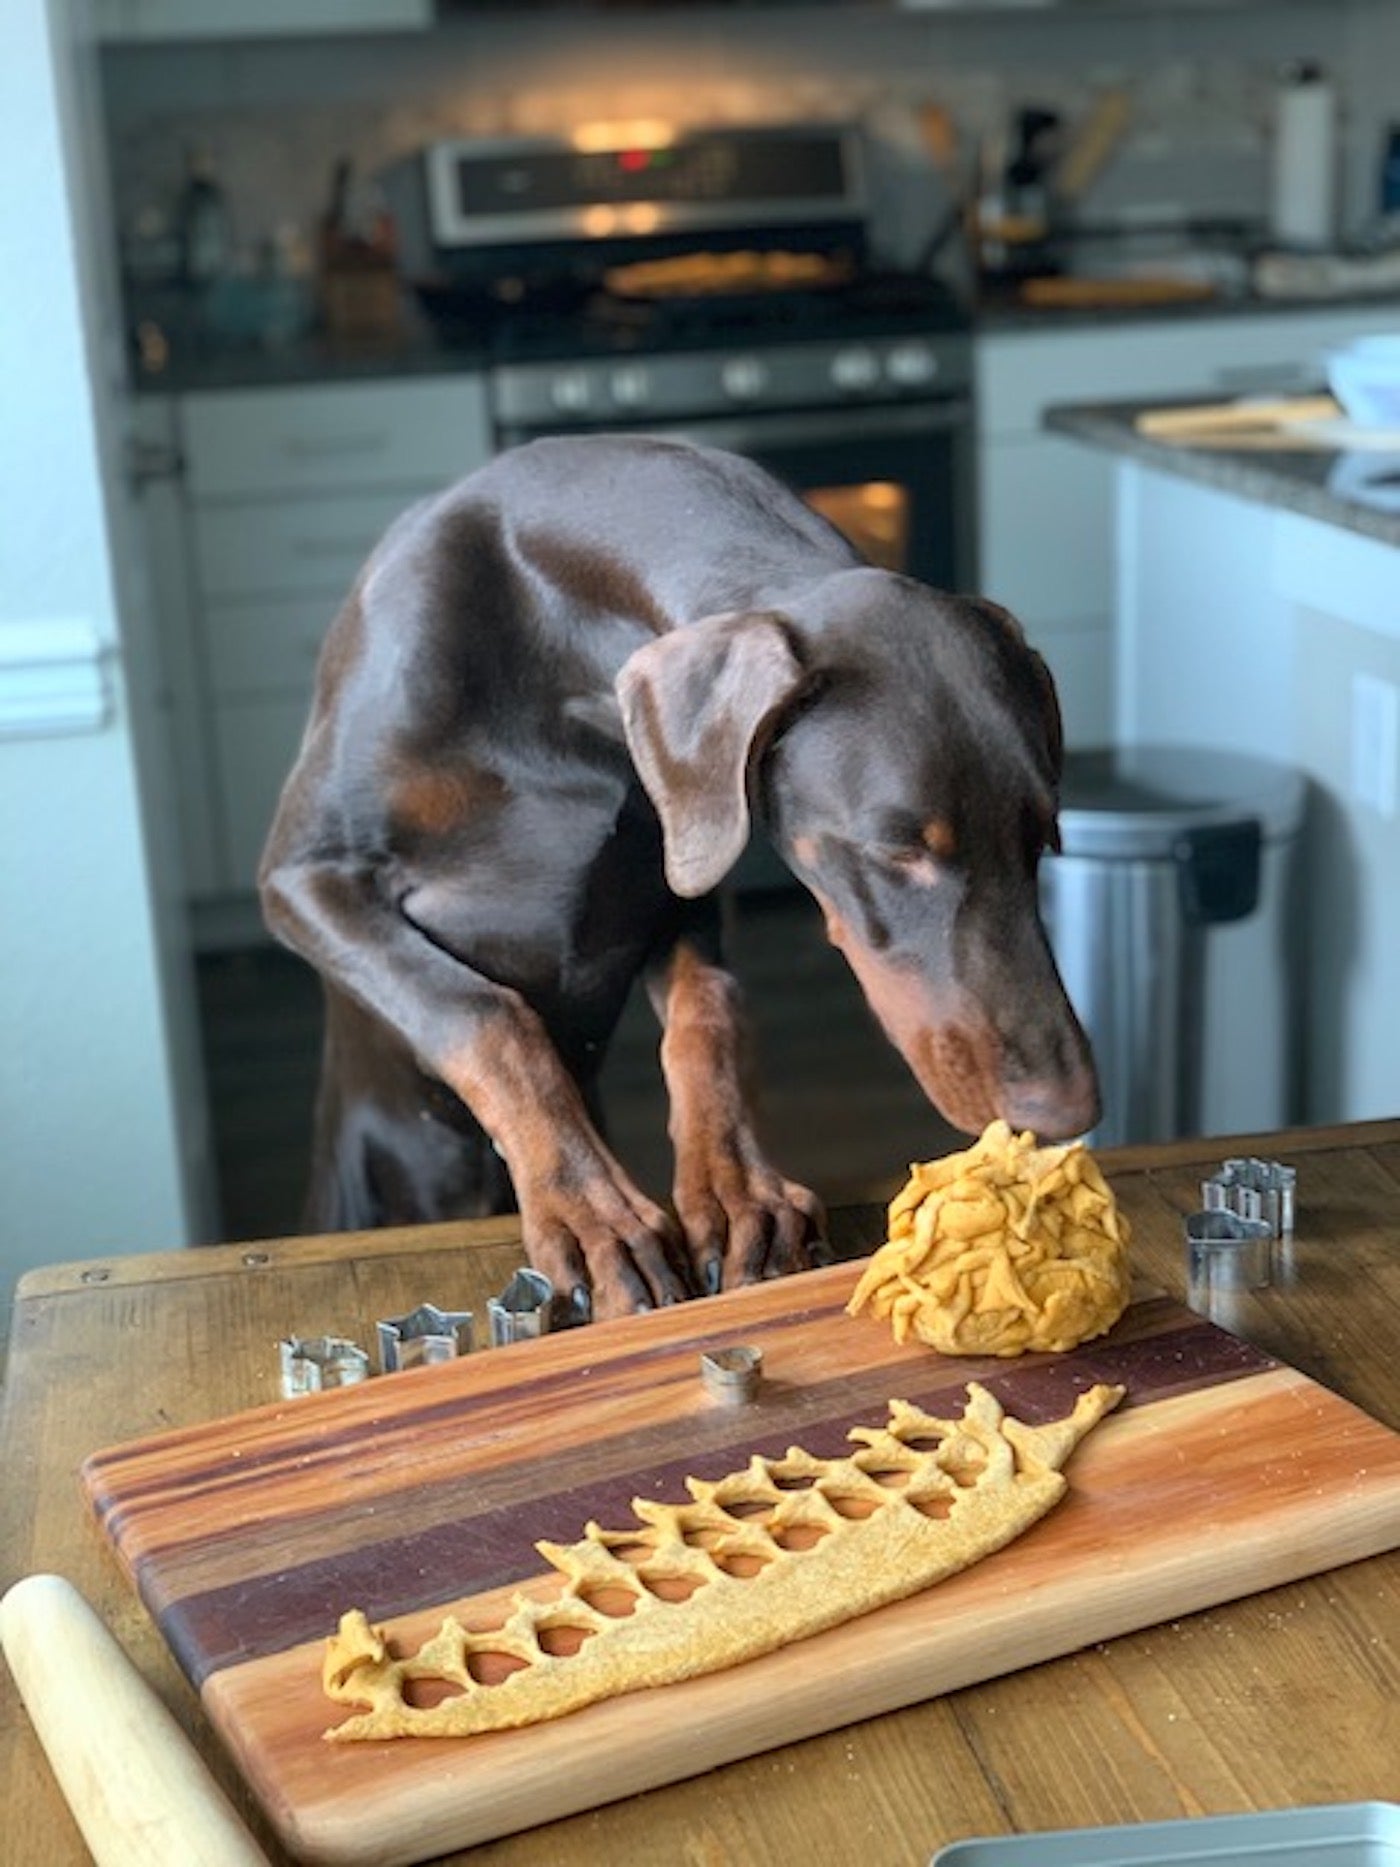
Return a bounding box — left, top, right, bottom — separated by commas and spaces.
261, 436, 1097, 1319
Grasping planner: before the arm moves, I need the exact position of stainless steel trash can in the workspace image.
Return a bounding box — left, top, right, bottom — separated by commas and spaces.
1040, 745, 1306, 1147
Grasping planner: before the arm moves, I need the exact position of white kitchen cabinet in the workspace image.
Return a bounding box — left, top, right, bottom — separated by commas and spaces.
1106, 457, 1400, 1124
214, 694, 319, 894
976, 437, 1114, 748
94, 0, 429, 42
194, 489, 424, 601
141, 372, 490, 923
975, 305, 1400, 749
181, 380, 480, 500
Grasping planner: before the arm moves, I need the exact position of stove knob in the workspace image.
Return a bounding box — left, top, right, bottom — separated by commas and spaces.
610, 365, 651, 410
550, 370, 594, 415
886, 342, 940, 387
720, 356, 769, 401
830, 346, 881, 392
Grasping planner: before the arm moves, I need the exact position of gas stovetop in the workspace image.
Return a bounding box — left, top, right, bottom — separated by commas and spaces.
395, 125, 973, 427
419, 266, 971, 366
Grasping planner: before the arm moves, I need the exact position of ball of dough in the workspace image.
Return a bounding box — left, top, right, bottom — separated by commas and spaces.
847, 1120, 1131, 1357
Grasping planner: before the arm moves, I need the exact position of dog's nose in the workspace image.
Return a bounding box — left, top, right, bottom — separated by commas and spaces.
1001, 1068, 1101, 1143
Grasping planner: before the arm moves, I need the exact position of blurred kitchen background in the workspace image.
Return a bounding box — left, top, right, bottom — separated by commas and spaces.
5, 0, 1400, 1295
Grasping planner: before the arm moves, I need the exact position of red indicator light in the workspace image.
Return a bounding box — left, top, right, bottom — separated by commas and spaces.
618, 149, 650, 173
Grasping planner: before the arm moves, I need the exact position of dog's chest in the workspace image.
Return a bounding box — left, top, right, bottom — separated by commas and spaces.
400, 769, 671, 1001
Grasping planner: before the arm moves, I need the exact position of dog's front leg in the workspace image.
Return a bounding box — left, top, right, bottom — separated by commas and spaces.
648, 937, 826, 1293
262, 858, 694, 1320
451, 994, 700, 1321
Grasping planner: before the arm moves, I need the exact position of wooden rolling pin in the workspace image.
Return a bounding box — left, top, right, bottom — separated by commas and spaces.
0, 1574, 268, 1867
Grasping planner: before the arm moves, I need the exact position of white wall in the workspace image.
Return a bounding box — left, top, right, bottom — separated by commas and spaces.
0, 0, 197, 1308
96, 0, 1399, 273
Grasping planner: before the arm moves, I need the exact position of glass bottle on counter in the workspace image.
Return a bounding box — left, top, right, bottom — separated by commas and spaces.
176, 147, 232, 289
1381, 124, 1400, 218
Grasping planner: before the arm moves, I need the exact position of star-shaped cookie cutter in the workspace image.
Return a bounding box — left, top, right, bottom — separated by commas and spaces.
376, 1302, 475, 1373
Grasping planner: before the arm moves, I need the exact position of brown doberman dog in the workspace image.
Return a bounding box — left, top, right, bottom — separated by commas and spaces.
260, 436, 1098, 1321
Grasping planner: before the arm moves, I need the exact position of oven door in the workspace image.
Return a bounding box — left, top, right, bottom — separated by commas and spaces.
648, 399, 976, 591
495, 398, 976, 591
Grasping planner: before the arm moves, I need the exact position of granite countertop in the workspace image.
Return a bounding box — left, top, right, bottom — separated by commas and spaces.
132, 323, 490, 394
131, 281, 1400, 396
975, 283, 1400, 335
1045, 397, 1400, 549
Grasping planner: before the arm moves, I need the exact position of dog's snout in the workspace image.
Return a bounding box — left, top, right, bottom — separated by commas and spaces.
999, 1066, 1102, 1143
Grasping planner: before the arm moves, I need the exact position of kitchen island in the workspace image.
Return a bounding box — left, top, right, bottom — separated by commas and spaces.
1046, 394, 1400, 549
2, 1121, 1399, 1864
1046, 394, 1400, 1130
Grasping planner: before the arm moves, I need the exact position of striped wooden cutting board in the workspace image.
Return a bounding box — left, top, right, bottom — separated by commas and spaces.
83, 1263, 1400, 1867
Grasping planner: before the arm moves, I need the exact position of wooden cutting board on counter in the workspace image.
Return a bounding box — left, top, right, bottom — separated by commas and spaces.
83, 1263, 1400, 1867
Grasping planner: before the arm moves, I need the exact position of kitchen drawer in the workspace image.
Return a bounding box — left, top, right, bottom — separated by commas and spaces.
978, 435, 1114, 627
976, 308, 1400, 437
181, 378, 489, 500
205, 596, 341, 699
97, 0, 430, 38
192, 487, 423, 602
213, 695, 313, 891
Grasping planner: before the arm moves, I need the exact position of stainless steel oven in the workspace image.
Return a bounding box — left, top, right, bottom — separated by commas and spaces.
391, 122, 977, 581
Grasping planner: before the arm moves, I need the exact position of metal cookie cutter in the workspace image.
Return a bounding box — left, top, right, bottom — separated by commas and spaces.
1184, 1208, 1276, 1315
488, 1269, 554, 1346
376, 1302, 475, 1373
700, 1345, 764, 1407
278, 1335, 370, 1398
1202, 1157, 1296, 1238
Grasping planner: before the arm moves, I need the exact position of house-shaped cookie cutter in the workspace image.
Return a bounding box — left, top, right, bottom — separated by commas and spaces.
488, 1268, 554, 1345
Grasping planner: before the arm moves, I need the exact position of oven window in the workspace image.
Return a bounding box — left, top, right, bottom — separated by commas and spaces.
805, 481, 911, 574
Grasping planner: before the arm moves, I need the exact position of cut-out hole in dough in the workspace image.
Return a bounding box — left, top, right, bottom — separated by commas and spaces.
536, 1622, 595, 1658
638, 1572, 706, 1604
771, 1522, 828, 1553
465, 1650, 530, 1686
713, 1550, 771, 1580
403, 1675, 467, 1709
824, 1493, 881, 1522
578, 1585, 639, 1619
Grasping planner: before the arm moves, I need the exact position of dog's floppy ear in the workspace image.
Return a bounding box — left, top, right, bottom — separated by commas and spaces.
617, 611, 807, 897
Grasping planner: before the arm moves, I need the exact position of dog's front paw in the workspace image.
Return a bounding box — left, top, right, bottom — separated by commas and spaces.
673, 1151, 826, 1294
519, 1175, 698, 1324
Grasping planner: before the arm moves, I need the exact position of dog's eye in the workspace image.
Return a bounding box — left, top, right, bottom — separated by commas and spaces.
882, 846, 946, 886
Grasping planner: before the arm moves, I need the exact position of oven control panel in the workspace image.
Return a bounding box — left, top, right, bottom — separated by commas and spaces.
424, 124, 867, 251
492, 335, 970, 432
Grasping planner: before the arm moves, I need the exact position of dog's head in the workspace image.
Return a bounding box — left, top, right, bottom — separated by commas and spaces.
616, 570, 1099, 1142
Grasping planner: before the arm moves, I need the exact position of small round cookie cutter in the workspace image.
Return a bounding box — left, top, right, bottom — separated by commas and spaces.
699, 1345, 764, 1406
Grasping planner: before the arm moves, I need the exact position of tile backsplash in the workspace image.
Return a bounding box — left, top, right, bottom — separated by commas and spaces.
99, 1, 1400, 281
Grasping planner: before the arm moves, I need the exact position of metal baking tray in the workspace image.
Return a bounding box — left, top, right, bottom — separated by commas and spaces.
932, 1802, 1400, 1865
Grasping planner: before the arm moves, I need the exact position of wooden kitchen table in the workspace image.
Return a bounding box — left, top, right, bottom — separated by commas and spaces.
3, 1119, 1399, 1866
